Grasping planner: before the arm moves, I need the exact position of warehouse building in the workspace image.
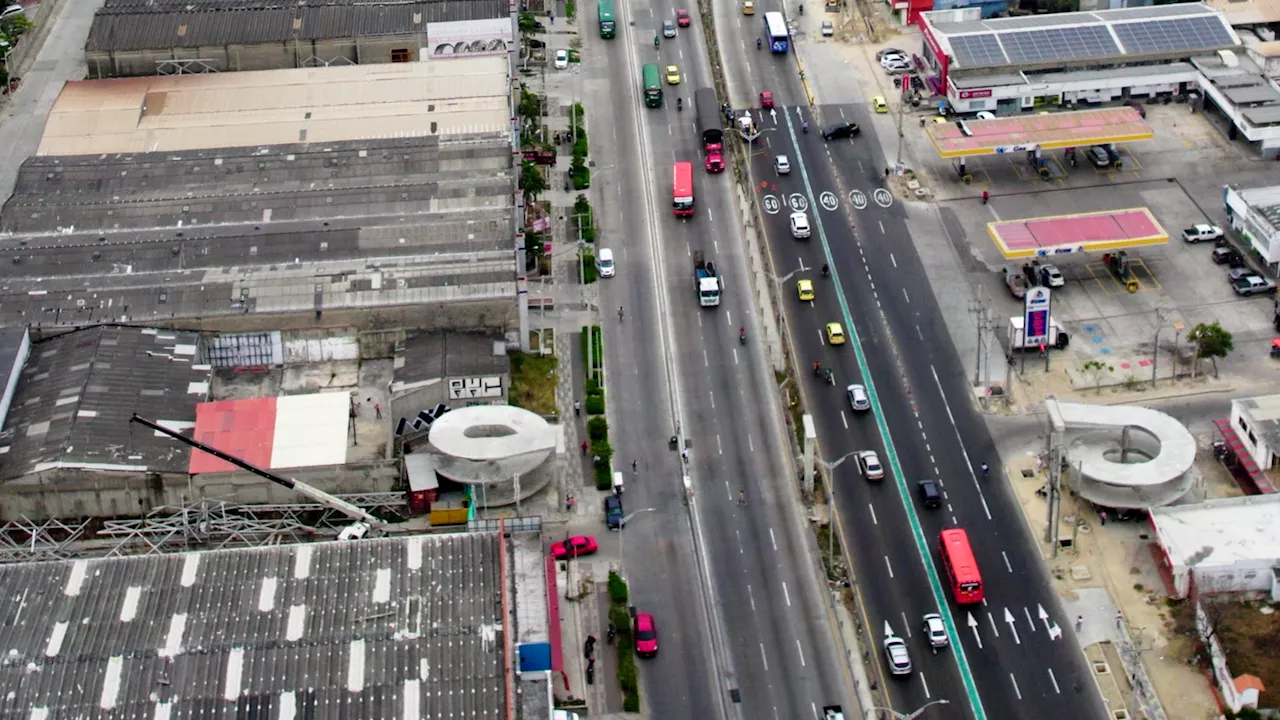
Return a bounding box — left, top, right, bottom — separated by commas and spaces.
85, 0, 513, 78
919, 4, 1280, 154
0, 58, 522, 335
1224, 183, 1280, 269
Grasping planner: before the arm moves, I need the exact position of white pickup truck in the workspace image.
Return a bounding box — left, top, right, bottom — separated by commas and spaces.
1182, 224, 1224, 243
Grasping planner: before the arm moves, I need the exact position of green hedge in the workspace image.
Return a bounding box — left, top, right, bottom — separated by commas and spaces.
587, 417, 608, 441
608, 573, 641, 711
582, 252, 598, 284
584, 394, 605, 415
607, 571, 629, 604
592, 438, 613, 490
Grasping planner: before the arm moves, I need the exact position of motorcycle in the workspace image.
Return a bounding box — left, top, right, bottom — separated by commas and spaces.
757, 38, 762, 50
821, 263, 829, 277
739, 328, 747, 345
825, 368, 834, 385
812, 362, 822, 378
586, 657, 596, 685
678, 97, 683, 111
654, 35, 660, 49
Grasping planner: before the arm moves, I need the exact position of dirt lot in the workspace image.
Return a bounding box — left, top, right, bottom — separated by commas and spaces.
1199, 598, 1280, 697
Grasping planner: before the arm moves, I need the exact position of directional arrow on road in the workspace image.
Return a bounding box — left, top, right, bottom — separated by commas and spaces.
770, 108, 777, 125
1039, 604, 1063, 640
967, 612, 983, 649
1003, 608, 1022, 645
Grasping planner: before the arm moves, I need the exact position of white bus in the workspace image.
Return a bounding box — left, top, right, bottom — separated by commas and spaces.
763, 11, 789, 53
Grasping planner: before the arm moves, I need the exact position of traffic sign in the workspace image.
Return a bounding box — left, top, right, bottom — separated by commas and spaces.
819, 192, 839, 211
763, 195, 781, 214
873, 188, 893, 208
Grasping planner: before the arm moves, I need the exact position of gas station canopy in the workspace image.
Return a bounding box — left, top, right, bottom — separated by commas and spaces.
988, 207, 1168, 260
927, 107, 1153, 158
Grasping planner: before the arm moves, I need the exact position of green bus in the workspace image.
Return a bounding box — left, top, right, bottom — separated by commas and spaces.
597, 0, 616, 38
642, 64, 663, 108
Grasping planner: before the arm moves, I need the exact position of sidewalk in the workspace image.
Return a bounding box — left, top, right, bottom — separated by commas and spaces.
0, 0, 102, 204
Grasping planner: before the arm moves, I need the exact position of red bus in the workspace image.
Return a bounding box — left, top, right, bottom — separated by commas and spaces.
939, 528, 984, 604
673, 161, 694, 217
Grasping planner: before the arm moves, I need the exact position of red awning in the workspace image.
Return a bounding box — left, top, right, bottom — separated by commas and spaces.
1214, 418, 1276, 494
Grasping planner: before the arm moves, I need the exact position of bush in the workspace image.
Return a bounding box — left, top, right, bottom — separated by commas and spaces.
591, 437, 612, 466
582, 253, 598, 284
572, 167, 591, 190
573, 136, 589, 159
587, 416, 608, 441
596, 463, 612, 490
607, 572, 629, 603
584, 394, 605, 415
585, 377, 601, 395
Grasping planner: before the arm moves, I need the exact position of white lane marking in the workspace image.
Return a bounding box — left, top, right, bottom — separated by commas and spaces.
760, 643, 769, 672
921, 673, 932, 699
868, 504, 878, 525
884, 556, 894, 579
841, 410, 849, 429
782, 581, 791, 607
1048, 668, 1061, 694
795, 639, 806, 667
1010, 674, 1023, 700
890, 253, 897, 268
717, 434, 723, 455
878, 220, 885, 234
1003, 551, 1012, 573
930, 364, 994, 520
748, 584, 756, 611
769, 528, 777, 552
902, 288, 910, 304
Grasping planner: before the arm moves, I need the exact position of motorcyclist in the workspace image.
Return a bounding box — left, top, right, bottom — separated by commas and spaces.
802, 120, 809, 133
654, 34, 660, 48
812, 360, 822, 376
825, 368, 834, 384
739, 327, 747, 342
799, 3, 804, 13
821, 262, 830, 277
980, 462, 989, 478
757, 38, 762, 50
677, 97, 683, 111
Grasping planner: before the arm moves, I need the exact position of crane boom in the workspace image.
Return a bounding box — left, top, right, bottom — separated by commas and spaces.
130, 414, 386, 530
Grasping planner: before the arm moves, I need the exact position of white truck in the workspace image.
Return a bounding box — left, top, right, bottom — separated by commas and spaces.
1007, 316, 1069, 351
694, 251, 723, 307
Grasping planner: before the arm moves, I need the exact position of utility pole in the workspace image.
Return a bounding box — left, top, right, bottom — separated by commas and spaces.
1151, 306, 1171, 388
894, 74, 907, 169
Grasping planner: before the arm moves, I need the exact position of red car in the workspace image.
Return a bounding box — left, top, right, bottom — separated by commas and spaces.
550, 535, 598, 560
676, 8, 691, 26
634, 612, 659, 656
760, 91, 774, 109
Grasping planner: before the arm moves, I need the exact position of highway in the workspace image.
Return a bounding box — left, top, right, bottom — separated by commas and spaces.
582, 2, 851, 719
732, 30, 1113, 720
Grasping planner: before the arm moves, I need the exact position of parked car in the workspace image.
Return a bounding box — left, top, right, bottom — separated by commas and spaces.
876, 48, 907, 60
550, 535, 599, 560
922, 613, 950, 649
846, 384, 870, 412
604, 495, 624, 529
821, 20, 833, 36
1038, 263, 1065, 288
975, 111, 995, 120
597, 248, 616, 278
856, 451, 884, 481
774, 154, 791, 174
883, 634, 911, 675
1086, 145, 1112, 168
1, 4, 23, 19
1212, 246, 1243, 266
1182, 224, 1224, 243
1232, 274, 1278, 296
822, 122, 860, 141
554, 50, 569, 70
634, 612, 659, 656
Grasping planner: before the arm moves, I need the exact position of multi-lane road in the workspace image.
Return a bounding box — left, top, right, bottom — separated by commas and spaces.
579, 0, 1113, 717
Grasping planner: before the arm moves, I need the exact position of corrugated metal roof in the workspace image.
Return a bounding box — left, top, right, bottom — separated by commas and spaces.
0, 533, 510, 718
87, 0, 509, 51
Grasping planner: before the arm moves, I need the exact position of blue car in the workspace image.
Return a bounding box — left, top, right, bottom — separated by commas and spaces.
604, 495, 624, 530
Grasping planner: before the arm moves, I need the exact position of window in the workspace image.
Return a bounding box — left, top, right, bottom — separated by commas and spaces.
1238, 417, 1249, 434
391, 48, 411, 63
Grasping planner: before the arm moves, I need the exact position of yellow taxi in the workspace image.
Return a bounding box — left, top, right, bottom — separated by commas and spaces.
872, 95, 888, 113
932, 116, 947, 124
797, 279, 815, 302
826, 322, 846, 346
743, 0, 755, 14
665, 65, 681, 85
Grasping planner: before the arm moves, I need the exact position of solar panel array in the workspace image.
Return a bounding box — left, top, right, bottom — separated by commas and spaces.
944, 11, 1236, 69
1001, 26, 1120, 64
949, 33, 1007, 68
1112, 16, 1235, 55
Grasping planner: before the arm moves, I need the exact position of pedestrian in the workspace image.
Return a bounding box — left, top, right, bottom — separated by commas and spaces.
570, 496, 577, 511
549, 12, 554, 23
573, 400, 580, 416
566, 495, 573, 512
1100, 510, 1108, 525
884, 167, 891, 178
1075, 615, 1083, 632
681, 448, 689, 464
738, 490, 747, 506
374, 403, 382, 419
982, 189, 989, 204
919, 116, 925, 128
1115, 611, 1123, 630
632, 459, 638, 473
580, 440, 588, 455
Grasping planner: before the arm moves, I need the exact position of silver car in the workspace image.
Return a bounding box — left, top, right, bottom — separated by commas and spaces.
821, 20, 834, 36
774, 154, 791, 174
846, 384, 870, 412
883, 635, 911, 675
922, 613, 949, 649
663, 20, 677, 37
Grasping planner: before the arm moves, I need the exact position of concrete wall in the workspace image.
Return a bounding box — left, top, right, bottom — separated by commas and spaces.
86, 35, 427, 79
0, 460, 402, 522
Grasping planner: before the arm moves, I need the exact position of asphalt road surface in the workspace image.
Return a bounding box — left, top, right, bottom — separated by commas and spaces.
583, 4, 850, 719
745, 90, 1112, 718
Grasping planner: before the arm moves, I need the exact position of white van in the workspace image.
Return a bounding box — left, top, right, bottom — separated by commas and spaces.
612, 471, 624, 496
597, 248, 616, 278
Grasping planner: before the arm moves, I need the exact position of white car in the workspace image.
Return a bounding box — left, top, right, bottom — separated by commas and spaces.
774, 155, 791, 175
883, 634, 911, 676
856, 450, 884, 481
975, 111, 995, 120
554, 50, 569, 70
1039, 263, 1065, 288
821, 20, 834, 36
922, 614, 949, 649
1182, 224, 1224, 243
790, 211, 810, 239
1, 4, 22, 19
882, 61, 911, 74
846, 384, 870, 412
597, 248, 615, 278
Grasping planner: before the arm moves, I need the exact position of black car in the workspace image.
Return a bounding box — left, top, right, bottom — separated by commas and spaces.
604, 495, 625, 529
917, 479, 942, 509
822, 122, 860, 141
1212, 246, 1244, 267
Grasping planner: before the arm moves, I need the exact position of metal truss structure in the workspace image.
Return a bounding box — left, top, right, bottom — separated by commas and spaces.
0, 493, 408, 563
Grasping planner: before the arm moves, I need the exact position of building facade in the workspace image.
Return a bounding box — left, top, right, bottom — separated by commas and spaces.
1224, 184, 1280, 269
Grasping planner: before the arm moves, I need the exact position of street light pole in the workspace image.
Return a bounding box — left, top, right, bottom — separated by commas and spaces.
618, 507, 656, 582
820, 451, 860, 579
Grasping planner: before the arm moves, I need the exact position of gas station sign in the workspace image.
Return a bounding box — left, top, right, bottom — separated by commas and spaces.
1023, 286, 1052, 348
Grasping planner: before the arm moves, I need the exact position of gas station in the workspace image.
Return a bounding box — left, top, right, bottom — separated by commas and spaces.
924, 107, 1154, 185
988, 208, 1169, 293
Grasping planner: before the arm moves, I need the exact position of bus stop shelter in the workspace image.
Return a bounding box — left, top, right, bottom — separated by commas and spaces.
925, 107, 1153, 182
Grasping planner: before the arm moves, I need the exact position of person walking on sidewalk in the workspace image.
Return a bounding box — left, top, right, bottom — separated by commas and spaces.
580, 440, 588, 455
982, 189, 990, 204
573, 400, 580, 416
1075, 615, 1083, 632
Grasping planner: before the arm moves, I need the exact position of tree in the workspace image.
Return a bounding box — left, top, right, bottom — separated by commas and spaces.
520, 161, 546, 202
1187, 321, 1233, 378
517, 88, 540, 124
1080, 359, 1114, 394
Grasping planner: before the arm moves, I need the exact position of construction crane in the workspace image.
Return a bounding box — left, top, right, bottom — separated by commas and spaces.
130, 414, 388, 540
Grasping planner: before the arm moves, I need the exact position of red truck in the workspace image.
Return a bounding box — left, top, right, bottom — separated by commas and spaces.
694, 87, 725, 173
